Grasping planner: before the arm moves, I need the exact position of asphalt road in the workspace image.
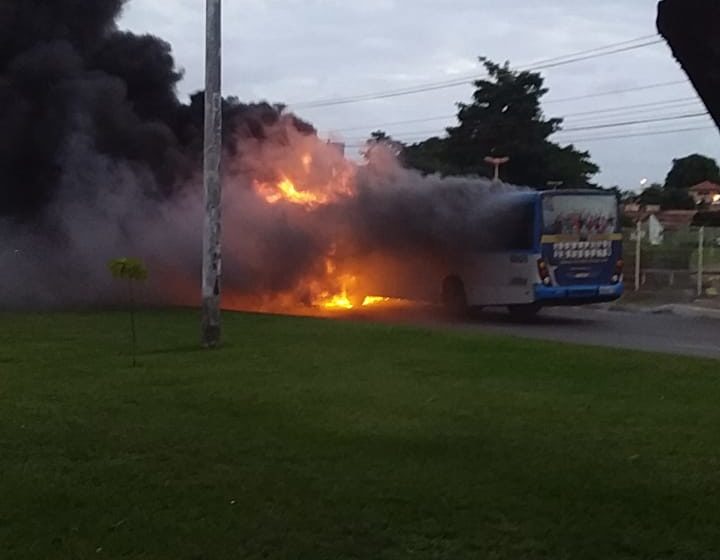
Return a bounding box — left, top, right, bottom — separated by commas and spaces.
341, 305, 720, 360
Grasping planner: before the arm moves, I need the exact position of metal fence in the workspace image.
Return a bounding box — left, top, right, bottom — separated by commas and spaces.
623, 226, 720, 298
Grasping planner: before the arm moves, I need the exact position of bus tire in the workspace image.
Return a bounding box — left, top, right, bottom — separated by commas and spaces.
507, 303, 542, 319
442, 276, 467, 317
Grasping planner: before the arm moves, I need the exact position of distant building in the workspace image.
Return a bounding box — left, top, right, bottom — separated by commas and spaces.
622, 203, 697, 232
689, 181, 720, 208
622, 203, 660, 222
653, 210, 698, 231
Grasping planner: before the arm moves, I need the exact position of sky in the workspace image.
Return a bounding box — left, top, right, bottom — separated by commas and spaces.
119, 0, 720, 189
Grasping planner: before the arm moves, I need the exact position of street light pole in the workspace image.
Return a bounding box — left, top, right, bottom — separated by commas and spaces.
201, 0, 223, 348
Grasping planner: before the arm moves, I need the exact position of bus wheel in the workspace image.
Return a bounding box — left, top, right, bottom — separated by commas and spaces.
507, 303, 542, 319
442, 276, 467, 317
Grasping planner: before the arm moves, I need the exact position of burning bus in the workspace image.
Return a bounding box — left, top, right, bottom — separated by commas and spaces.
223, 132, 626, 317
244, 141, 623, 318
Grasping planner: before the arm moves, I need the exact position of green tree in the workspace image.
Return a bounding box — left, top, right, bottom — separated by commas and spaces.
402, 136, 455, 176
665, 154, 720, 190
403, 58, 599, 187
638, 183, 665, 206
109, 258, 148, 367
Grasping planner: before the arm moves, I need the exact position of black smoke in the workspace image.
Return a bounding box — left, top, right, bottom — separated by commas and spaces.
0, 0, 520, 311
0, 0, 313, 220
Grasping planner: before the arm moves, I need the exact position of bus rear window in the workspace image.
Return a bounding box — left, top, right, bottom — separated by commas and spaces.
542, 195, 617, 236
483, 199, 536, 251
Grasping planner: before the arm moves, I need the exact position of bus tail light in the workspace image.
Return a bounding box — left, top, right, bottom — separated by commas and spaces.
537, 259, 552, 286
612, 259, 624, 284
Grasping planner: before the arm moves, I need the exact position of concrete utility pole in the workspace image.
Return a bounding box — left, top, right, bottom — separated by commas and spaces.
201, 0, 223, 348
484, 156, 510, 182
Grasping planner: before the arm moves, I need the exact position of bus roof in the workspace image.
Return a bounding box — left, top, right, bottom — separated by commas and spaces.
496, 189, 616, 204
540, 189, 616, 197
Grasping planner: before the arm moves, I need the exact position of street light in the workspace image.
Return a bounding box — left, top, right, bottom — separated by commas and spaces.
484, 156, 510, 182
201, 0, 223, 348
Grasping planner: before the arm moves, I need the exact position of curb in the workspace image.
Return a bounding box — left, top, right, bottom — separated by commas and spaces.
599, 302, 720, 320
648, 304, 720, 320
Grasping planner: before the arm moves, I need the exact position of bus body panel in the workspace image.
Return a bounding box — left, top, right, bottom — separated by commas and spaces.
450, 190, 624, 309
460, 252, 540, 306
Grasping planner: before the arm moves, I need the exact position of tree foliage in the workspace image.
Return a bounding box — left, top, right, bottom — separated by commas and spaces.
637, 154, 720, 210
403, 58, 599, 188
109, 258, 149, 282
664, 154, 720, 190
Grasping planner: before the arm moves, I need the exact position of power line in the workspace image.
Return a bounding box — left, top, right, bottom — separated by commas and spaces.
560, 111, 709, 132
290, 35, 665, 109
560, 125, 717, 144
560, 97, 699, 118
523, 38, 664, 73
509, 33, 659, 67
336, 114, 456, 133
565, 106, 705, 128
564, 106, 704, 128
330, 94, 700, 135
543, 79, 687, 105
343, 125, 717, 149
340, 111, 711, 144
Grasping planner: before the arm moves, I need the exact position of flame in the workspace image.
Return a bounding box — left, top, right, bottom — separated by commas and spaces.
302, 153, 313, 173
314, 272, 357, 310
252, 152, 355, 209
320, 290, 354, 310
230, 150, 420, 316
362, 296, 390, 306
256, 176, 330, 207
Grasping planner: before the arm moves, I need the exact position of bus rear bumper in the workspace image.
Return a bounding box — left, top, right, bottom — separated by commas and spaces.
534, 283, 624, 306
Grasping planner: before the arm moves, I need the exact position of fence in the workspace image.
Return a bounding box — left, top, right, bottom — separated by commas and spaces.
623, 226, 720, 299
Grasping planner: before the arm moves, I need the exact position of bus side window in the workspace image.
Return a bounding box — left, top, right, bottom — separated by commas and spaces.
481, 199, 537, 253
503, 201, 535, 251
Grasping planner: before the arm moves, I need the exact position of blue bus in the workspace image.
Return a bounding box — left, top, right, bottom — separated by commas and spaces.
441, 189, 624, 317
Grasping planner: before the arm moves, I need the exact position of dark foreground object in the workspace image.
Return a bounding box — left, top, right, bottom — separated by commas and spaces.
658, 0, 720, 128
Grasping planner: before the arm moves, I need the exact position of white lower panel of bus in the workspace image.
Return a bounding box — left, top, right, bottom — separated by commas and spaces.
461, 253, 540, 307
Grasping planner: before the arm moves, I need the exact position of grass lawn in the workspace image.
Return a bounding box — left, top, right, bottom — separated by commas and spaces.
1, 309, 720, 559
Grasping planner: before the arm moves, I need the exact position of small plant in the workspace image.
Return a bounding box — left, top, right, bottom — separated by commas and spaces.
109, 258, 148, 367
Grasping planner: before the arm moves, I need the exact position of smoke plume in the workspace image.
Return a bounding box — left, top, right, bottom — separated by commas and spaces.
0, 1, 520, 311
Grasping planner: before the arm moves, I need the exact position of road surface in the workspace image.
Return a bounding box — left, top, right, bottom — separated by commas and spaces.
340, 305, 720, 360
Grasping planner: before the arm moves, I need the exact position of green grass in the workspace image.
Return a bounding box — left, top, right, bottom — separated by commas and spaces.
2, 310, 720, 559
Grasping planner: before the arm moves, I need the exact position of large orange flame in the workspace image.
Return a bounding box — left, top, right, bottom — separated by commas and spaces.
252, 152, 354, 210
236, 150, 412, 315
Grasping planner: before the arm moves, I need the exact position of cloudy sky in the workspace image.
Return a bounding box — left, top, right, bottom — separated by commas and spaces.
119, 0, 719, 189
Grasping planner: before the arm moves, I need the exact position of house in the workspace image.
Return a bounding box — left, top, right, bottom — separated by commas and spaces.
622, 203, 660, 222
622, 204, 697, 231
654, 210, 698, 231
689, 181, 720, 208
